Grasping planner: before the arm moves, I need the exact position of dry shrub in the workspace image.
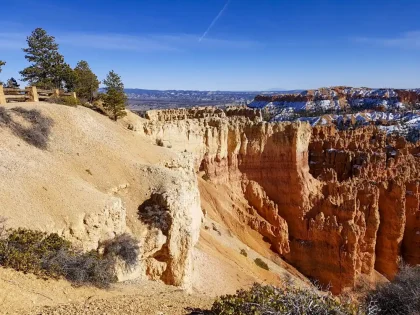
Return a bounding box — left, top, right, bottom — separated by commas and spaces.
210, 283, 357, 315
0, 107, 53, 149
240, 249, 248, 257
102, 233, 139, 267
138, 194, 173, 235
10, 107, 53, 149
0, 107, 12, 124
365, 264, 420, 315
44, 249, 116, 288
0, 227, 139, 288
156, 138, 164, 147
0, 216, 6, 238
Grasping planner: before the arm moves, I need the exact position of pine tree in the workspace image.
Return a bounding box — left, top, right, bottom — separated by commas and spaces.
0, 60, 5, 85
20, 28, 71, 90
6, 77, 20, 88
103, 70, 127, 121
74, 60, 100, 102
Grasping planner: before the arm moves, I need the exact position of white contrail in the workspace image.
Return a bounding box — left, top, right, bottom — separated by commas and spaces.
199, 0, 231, 42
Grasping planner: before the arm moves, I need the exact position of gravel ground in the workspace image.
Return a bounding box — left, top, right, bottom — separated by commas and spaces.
27, 293, 212, 315
23, 280, 213, 315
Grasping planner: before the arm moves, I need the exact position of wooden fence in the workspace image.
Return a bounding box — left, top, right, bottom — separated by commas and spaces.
0, 85, 76, 105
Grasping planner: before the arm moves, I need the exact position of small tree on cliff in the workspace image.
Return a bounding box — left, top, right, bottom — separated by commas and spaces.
102, 70, 127, 120
20, 28, 73, 90
73, 60, 100, 102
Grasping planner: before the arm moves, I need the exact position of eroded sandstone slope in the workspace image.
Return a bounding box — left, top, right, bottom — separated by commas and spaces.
0, 102, 202, 290
0, 103, 302, 313
140, 106, 420, 294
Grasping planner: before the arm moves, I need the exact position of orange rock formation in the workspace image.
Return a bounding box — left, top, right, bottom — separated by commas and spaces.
143, 107, 420, 293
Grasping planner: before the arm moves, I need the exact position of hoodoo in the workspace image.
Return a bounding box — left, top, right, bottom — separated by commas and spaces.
141, 106, 420, 294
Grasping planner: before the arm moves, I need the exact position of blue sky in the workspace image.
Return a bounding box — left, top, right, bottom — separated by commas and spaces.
0, 0, 419, 90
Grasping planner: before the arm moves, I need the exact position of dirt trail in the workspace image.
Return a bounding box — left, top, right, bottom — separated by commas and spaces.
24, 288, 212, 315
1, 268, 212, 315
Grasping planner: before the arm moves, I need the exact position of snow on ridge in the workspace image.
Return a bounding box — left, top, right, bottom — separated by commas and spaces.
249, 87, 419, 113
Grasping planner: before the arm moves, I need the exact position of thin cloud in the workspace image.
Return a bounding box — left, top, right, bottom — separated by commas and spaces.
54, 33, 260, 51
0, 31, 259, 52
199, 0, 231, 42
354, 31, 420, 49
0, 32, 26, 50
58, 33, 179, 52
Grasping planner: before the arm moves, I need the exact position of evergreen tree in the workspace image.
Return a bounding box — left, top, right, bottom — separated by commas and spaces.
6, 77, 20, 88
61, 63, 77, 92
102, 70, 127, 120
74, 60, 100, 102
20, 28, 71, 90
0, 60, 5, 85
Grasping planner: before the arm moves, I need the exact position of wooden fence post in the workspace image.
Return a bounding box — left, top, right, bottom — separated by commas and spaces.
0, 85, 6, 105
27, 86, 39, 102
71, 92, 77, 100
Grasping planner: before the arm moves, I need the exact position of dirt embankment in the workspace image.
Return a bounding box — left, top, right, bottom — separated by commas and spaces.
0, 103, 304, 314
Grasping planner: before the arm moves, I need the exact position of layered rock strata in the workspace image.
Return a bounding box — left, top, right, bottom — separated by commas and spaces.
141, 107, 420, 293
251, 87, 420, 110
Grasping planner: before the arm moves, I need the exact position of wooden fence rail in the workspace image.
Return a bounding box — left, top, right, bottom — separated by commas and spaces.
0, 85, 76, 105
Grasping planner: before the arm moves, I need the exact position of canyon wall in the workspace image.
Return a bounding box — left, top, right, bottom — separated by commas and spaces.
250, 87, 420, 113
141, 107, 420, 294
253, 87, 420, 105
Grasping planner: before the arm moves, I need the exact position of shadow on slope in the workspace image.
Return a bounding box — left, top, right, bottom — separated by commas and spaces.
0, 107, 53, 149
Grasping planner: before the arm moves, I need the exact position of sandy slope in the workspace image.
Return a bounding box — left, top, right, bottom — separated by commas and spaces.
0, 102, 307, 314
0, 268, 212, 315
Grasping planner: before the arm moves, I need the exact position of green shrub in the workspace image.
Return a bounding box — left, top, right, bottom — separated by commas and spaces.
47, 96, 79, 107
0, 227, 140, 288
240, 249, 248, 257
210, 283, 357, 315
0, 228, 71, 278
60, 96, 79, 106
254, 258, 269, 270
365, 264, 420, 315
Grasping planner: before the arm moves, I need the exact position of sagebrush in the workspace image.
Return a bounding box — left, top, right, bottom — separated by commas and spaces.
102, 233, 140, 267
365, 264, 420, 315
0, 107, 53, 149
210, 283, 357, 315
0, 226, 139, 288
